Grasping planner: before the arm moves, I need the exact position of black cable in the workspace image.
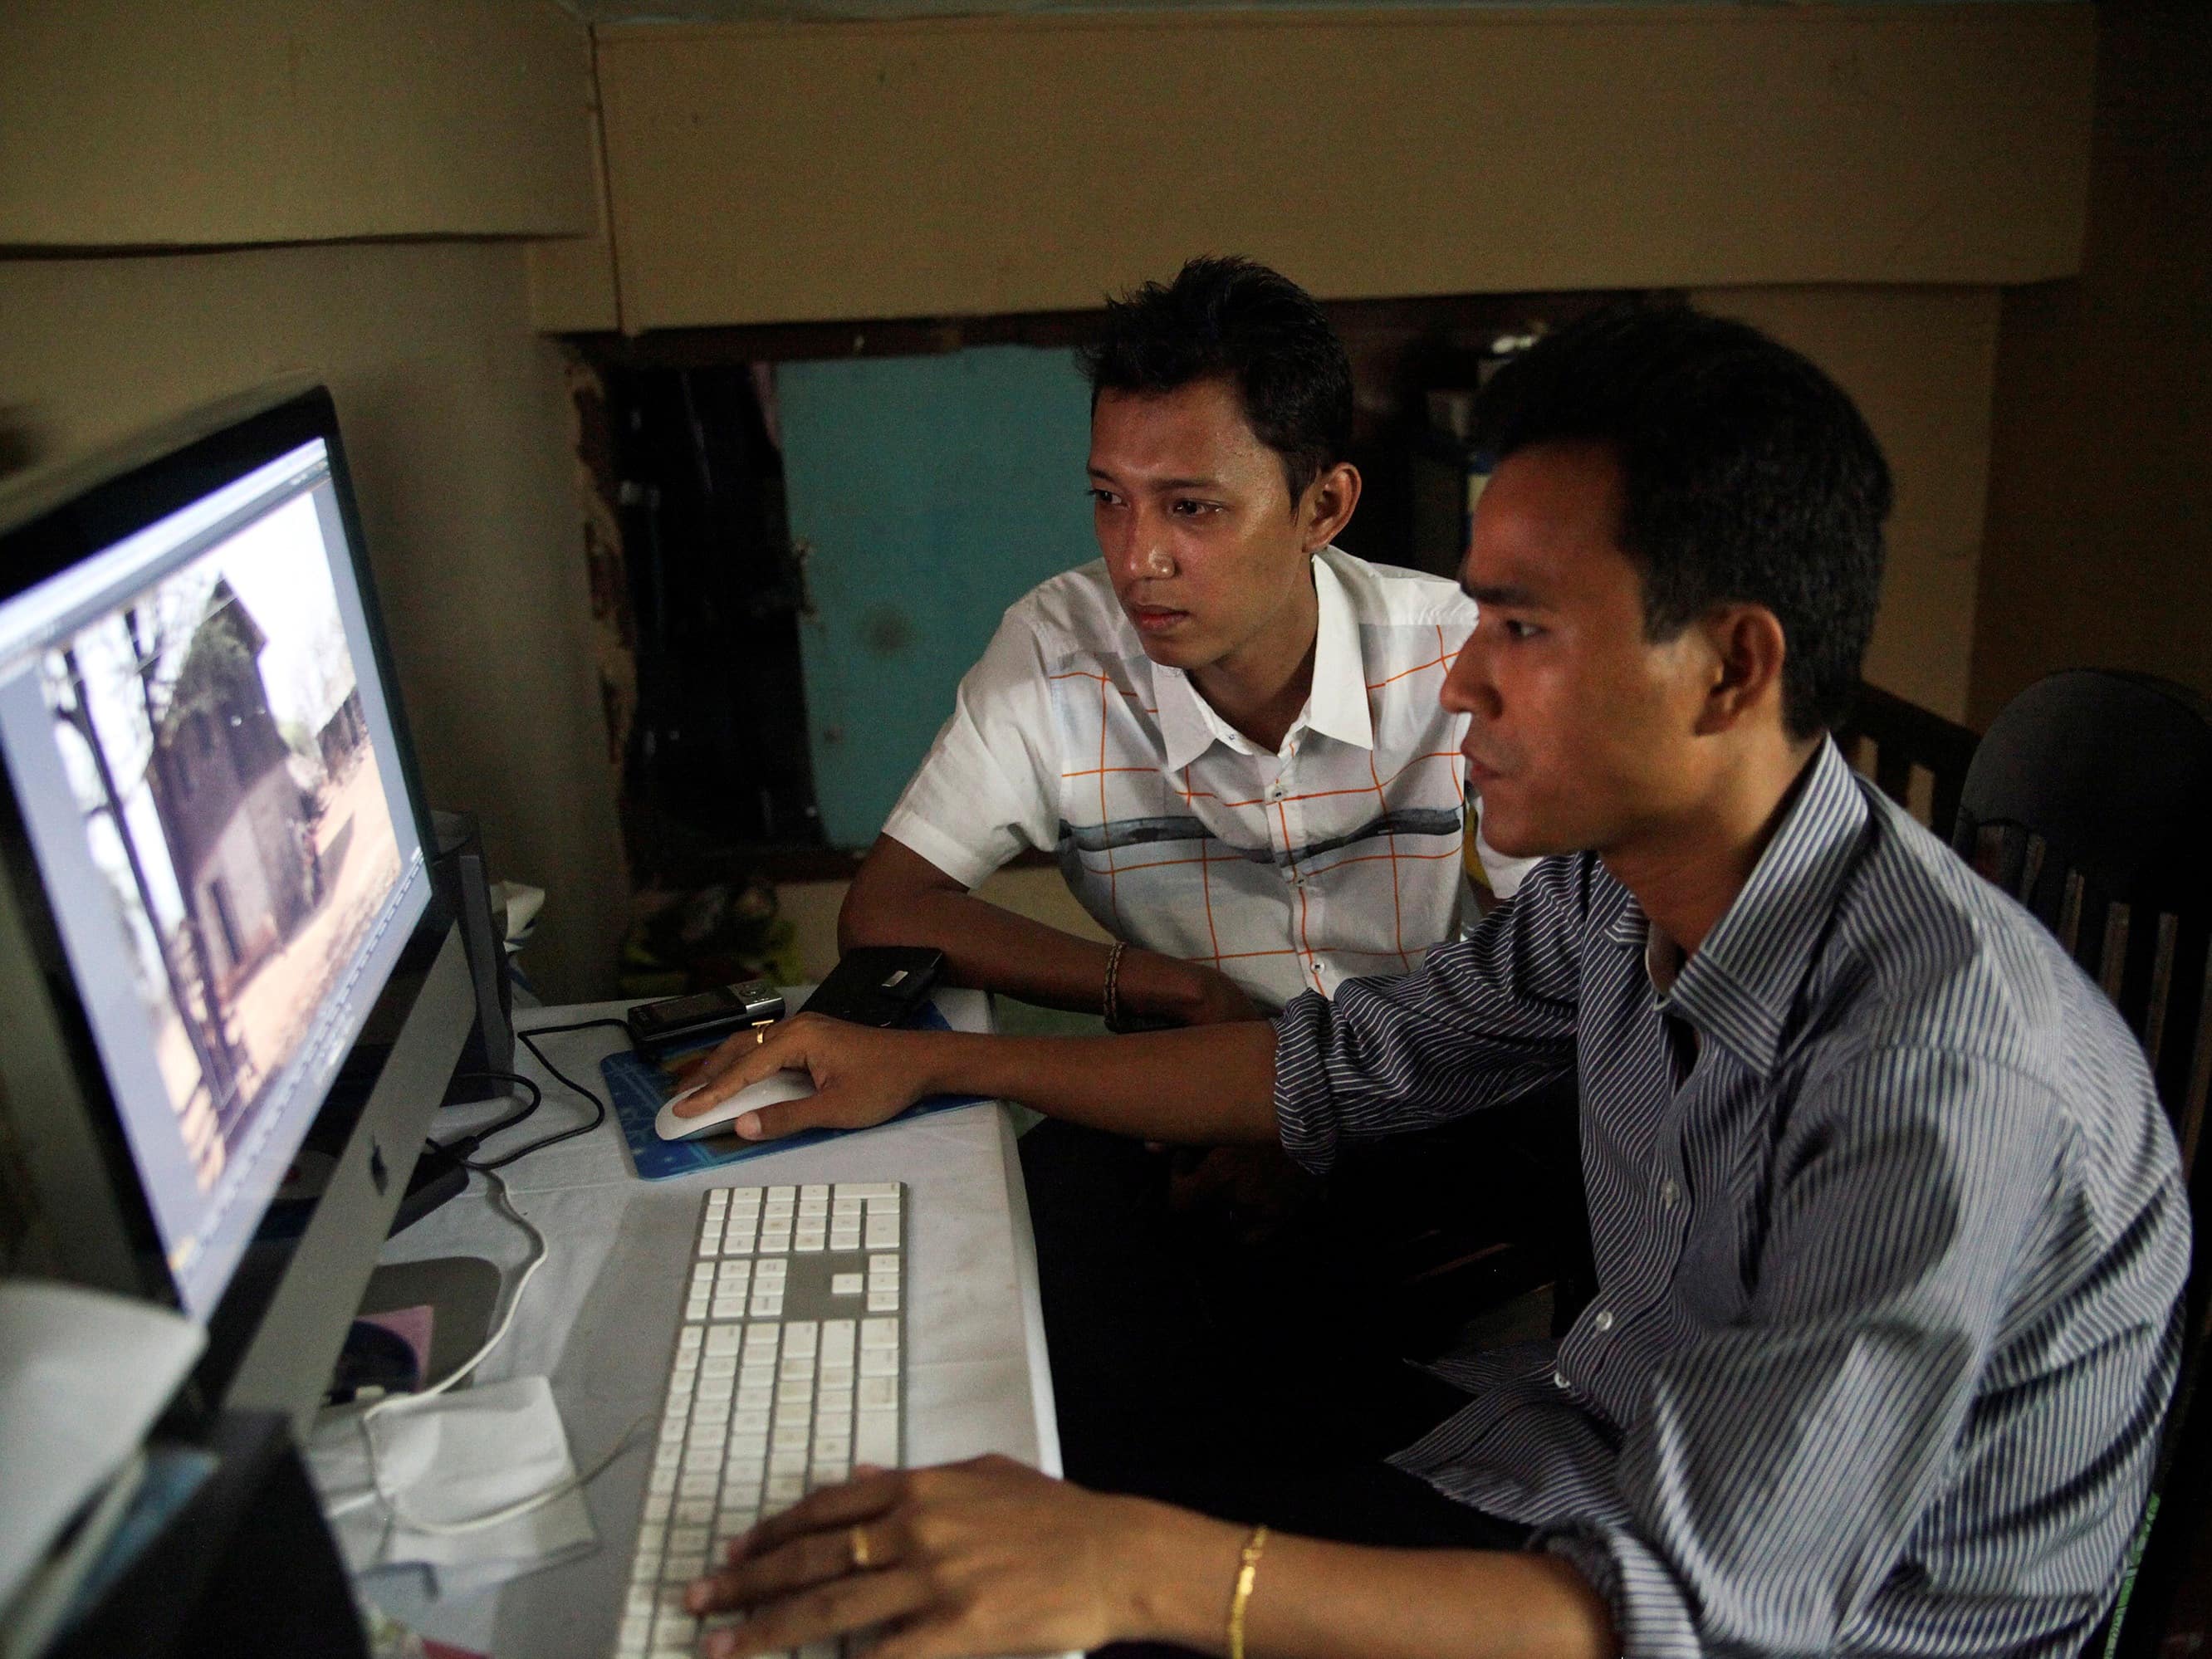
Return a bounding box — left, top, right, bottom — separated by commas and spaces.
427, 1070, 546, 1172
447, 1070, 544, 1143
464, 1018, 635, 1172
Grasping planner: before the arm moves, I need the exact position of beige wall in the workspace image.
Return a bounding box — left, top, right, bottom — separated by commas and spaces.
580, 4, 2094, 332
2, 0, 594, 247
1970, 0, 2212, 724
0, 244, 627, 999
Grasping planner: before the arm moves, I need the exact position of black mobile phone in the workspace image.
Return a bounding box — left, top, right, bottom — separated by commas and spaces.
799, 947, 946, 1028
625, 978, 785, 1056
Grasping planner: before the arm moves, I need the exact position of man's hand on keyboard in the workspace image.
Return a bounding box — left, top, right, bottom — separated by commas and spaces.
673, 1013, 927, 1141
684, 1455, 1237, 1659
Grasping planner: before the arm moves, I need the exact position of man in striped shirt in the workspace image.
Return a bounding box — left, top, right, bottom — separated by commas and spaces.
678, 306, 2189, 1659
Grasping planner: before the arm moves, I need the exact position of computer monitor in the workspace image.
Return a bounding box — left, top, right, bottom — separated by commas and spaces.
0, 381, 476, 1427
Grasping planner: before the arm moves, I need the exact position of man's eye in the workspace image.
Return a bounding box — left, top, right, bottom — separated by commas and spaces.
1171, 499, 1217, 517
1089, 488, 1122, 507
1503, 619, 1543, 641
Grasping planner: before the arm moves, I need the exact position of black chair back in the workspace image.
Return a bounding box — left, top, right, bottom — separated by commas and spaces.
1952, 670, 2212, 1163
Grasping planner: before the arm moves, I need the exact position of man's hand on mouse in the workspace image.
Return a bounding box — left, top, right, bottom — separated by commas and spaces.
670, 1013, 926, 1141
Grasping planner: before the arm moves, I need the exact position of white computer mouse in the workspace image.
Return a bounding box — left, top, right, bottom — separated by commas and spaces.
653, 1069, 818, 1142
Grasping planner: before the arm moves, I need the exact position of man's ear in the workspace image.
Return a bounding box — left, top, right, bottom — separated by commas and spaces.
1692, 604, 1789, 737
1300, 461, 1362, 551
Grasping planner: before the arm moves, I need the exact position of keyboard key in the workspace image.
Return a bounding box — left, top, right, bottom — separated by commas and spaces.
855, 1411, 898, 1466
832, 1272, 863, 1295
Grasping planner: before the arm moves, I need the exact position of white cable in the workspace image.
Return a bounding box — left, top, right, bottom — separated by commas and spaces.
343, 1166, 642, 1537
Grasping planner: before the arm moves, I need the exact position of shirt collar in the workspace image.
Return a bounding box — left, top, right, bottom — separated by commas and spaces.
1153, 551, 1373, 773
1610, 740, 1870, 1079
1304, 551, 1375, 752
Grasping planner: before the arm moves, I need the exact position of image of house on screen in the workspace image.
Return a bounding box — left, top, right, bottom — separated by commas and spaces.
142, 579, 322, 993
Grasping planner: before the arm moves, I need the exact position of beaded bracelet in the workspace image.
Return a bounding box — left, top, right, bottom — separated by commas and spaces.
1103, 937, 1128, 1030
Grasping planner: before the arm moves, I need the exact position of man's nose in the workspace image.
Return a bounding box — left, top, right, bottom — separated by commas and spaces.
1105, 510, 1173, 581
1440, 629, 1496, 718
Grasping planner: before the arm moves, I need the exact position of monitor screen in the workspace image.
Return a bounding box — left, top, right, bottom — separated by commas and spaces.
0, 416, 432, 1322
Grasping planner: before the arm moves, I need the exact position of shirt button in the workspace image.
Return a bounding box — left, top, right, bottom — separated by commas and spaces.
1591, 1309, 1614, 1333
1552, 1369, 1570, 1390
1658, 1176, 1681, 1208
1265, 782, 1286, 801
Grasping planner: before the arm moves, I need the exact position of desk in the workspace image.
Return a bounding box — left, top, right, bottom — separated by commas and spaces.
361, 991, 1061, 1658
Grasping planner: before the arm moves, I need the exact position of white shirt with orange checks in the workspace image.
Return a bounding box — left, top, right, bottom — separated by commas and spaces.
882, 547, 1534, 1011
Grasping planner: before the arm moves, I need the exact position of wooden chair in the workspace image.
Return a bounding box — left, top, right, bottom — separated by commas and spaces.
1940, 670, 2212, 1657
1834, 680, 1980, 835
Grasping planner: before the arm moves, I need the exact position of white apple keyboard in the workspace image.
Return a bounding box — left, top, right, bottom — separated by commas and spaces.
656, 1069, 817, 1142
614, 1180, 906, 1658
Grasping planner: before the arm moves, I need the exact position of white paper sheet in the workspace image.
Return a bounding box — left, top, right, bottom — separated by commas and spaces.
308, 1375, 596, 1593
0, 1282, 203, 1614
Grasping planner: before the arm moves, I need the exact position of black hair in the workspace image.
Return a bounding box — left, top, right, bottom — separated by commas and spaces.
1471, 303, 1892, 740
1079, 256, 1353, 505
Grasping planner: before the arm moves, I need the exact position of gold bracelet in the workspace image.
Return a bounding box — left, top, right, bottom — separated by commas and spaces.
1226, 1523, 1270, 1659
1103, 938, 1127, 1030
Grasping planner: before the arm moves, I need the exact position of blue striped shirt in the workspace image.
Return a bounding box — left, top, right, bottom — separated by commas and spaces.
1275, 740, 2188, 1657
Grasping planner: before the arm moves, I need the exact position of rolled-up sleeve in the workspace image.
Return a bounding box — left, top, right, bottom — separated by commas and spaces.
881, 606, 1060, 891
1274, 854, 1586, 1173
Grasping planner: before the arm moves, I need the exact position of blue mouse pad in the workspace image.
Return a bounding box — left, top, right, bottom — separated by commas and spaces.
603, 1005, 988, 1181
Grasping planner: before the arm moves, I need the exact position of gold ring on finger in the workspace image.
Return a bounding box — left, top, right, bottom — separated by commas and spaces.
849, 1524, 875, 1571
756, 1027, 768, 1046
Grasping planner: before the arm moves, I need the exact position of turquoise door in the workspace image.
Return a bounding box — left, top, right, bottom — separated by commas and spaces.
778, 345, 1097, 849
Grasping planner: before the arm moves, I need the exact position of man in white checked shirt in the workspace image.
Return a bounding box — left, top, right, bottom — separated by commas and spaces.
839, 256, 1531, 1024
